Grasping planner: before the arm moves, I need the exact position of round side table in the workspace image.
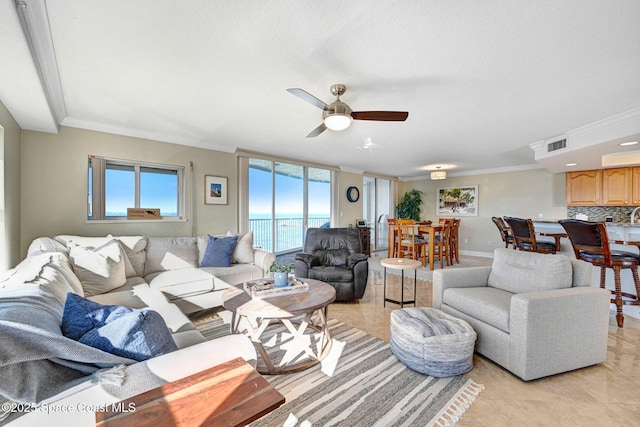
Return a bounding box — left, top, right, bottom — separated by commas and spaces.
381, 258, 422, 308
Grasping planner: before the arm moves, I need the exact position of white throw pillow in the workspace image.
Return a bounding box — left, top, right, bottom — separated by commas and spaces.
115, 236, 147, 277
231, 231, 254, 264
69, 240, 126, 297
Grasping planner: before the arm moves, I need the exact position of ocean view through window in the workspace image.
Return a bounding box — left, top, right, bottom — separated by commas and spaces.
88, 156, 183, 220
249, 159, 331, 253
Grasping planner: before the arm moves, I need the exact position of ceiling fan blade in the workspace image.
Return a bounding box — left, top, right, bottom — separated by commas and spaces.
351, 111, 409, 121
287, 88, 328, 110
306, 123, 327, 138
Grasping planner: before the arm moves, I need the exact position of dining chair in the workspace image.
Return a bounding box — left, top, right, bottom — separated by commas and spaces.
449, 218, 460, 263
433, 219, 452, 268
560, 219, 640, 327
387, 218, 398, 258
503, 217, 557, 254
492, 216, 515, 249
397, 219, 426, 266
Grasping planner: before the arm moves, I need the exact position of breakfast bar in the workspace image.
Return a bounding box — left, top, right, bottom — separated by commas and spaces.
533, 219, 640, 321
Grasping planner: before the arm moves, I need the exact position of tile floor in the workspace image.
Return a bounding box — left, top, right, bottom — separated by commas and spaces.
328, 258, 640, 427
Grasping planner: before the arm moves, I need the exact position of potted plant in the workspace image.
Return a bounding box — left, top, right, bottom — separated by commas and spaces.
268, 262, 294, 287
395, 188, 423, 221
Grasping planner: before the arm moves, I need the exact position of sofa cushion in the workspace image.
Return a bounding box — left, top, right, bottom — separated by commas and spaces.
144, 237, 198, 276
488, 248, 572, 294
61, 293, 133, 340
27, 237, 68, 257
54, 234, 115, 248
443, 286, 514, 333
200, 264, 263, 286
78, 309, 178, 362
200, 235, 238, 267
0, 252, 84, 300
146, 268, 217, 298
309, 266, 354, 282
115, 236, 147, 277
68, 240, 126, 297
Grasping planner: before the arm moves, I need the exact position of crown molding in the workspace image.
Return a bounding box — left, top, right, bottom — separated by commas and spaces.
15, 0, 66, 125
61, 118, 237, 153
398, 163, 543, 181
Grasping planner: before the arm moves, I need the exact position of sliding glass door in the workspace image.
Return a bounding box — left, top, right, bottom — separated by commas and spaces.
363, 176, 393, 253
248, 159, 331, 254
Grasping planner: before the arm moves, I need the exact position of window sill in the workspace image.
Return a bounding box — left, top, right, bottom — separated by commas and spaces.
86, 218, 188, 224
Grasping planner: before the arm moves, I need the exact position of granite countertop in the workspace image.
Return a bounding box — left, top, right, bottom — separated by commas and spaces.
532, 219, 640, 227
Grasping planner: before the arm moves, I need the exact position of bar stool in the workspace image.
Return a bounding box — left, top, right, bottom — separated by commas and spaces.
560, 219, 640, 328
504, 217, 558, 254
492, 216, 515, 249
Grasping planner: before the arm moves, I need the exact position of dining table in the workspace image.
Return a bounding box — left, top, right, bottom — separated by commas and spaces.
387, 223, 443, 270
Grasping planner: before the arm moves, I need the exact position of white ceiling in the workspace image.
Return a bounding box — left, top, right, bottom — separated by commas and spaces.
2, 0, 640, 178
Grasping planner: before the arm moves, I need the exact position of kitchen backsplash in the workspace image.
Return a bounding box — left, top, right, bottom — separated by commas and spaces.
567, 206, 637, 223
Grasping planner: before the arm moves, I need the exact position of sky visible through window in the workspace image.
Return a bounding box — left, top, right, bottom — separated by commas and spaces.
249, 167, 330, 218
104, 169, 178, 216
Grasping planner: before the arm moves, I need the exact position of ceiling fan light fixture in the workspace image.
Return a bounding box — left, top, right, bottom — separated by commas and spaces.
324, 113, 352, 131
431, 166, 446, 180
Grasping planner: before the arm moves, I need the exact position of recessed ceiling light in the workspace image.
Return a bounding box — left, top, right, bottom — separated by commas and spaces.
565, 162, 578, 167
620, 141, 639, 146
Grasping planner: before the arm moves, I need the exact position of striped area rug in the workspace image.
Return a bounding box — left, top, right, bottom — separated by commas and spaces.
196, 317, 483, 426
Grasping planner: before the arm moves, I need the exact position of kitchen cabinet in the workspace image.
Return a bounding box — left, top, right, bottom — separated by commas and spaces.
633, 167, 640, 204
602, 167, 632, 205
567, 167, 640, 206
566, 170, 601, 206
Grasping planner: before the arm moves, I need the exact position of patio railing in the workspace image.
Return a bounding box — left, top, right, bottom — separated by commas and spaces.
249, 217, 330, 254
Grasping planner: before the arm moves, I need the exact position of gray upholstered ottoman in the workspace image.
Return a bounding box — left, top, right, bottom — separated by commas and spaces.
390, 307, 476, 377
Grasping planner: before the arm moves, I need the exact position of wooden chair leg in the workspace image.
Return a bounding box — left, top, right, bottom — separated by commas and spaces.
631, 267, 640, 303
614, 266, 624, 328
599, 267, 606, 289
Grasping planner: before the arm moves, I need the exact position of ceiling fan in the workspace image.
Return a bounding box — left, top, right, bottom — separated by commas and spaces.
287, 84, 409, 138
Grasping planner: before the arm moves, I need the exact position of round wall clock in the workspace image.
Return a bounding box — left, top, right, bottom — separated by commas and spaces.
346, 186, 360, 202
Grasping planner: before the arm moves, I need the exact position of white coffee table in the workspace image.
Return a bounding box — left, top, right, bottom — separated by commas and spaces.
381, 258, 422, 308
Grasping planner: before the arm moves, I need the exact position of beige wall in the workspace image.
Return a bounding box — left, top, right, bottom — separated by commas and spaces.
0, 101, 22, 268
335, 171, 364, 228
20, 126, 238, 255
399, 168, 567, 255
17, 124, 568, 260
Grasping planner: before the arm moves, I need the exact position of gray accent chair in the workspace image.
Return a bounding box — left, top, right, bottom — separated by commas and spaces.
295, 228, 368, 301
433, 248, 610, 381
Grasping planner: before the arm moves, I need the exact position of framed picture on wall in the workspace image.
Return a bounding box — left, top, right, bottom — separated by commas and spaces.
204, 175, 228, 205
437, 185, 478, 216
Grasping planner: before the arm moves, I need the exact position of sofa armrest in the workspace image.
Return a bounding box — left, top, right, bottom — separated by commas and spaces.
509, 286, 610, 381
432, 266, 491, 309
253, 249, 275, 275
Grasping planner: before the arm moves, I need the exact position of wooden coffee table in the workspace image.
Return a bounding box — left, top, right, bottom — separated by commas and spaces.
96, 357, 284, 427
222, 278, 336, 374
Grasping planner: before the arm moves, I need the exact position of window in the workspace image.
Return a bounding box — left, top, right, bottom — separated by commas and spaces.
88, 156, 184, 220
247, 158, 332, 253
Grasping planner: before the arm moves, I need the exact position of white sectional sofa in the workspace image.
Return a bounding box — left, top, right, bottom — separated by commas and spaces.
34, 233, 275, 313
0, 232, 274, 426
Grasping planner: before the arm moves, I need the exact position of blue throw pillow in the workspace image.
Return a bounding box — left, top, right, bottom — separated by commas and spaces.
200, 235, 238, 267
61, 293, 133, 340
78, 310, 178, 361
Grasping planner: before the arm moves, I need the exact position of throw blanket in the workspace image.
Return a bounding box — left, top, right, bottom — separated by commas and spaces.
0, 286, 134, 404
